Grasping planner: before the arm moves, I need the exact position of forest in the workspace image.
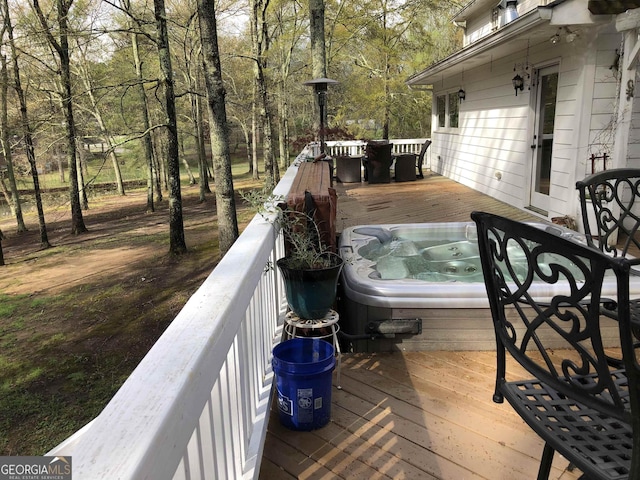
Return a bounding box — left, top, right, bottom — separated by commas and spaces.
0, 0, 461, 258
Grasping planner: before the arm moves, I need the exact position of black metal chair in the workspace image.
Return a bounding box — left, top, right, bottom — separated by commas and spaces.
577, 169, 640, 337
410, 139, 431, 179
576, 168, 640, 266
471, 211, 640, 480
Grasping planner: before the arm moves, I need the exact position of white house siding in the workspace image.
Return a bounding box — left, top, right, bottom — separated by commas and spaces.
465, 11, 496, 46
517, 0, 544, 16
630, 81, 640, 165
429, 20, 640, 224
464, 0, 541, 47
587, 27, 622, 172
432, 46, 532, 211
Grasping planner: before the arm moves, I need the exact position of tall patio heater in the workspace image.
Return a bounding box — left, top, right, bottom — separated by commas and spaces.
303, 78, 338, 154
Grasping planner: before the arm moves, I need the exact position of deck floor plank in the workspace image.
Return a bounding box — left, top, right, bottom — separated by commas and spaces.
260, 172, 594, 479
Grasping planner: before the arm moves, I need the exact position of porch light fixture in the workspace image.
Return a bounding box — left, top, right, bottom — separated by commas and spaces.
550, 27, 577, 45
458, 88, 466, 102
512, 74, 524, 96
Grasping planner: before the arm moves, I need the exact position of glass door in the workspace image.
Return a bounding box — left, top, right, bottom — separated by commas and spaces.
529, 65, 558, 213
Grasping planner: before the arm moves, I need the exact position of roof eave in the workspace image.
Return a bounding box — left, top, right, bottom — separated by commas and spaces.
407, 8, 551, 86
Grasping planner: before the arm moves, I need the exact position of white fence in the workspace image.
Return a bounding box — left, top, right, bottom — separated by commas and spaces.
49, 138, 429, 479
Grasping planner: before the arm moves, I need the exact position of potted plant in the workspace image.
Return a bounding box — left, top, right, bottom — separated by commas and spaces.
242, 187, 344, 320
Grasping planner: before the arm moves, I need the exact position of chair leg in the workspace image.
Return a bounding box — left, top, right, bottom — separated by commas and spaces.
537, 443, 554, 480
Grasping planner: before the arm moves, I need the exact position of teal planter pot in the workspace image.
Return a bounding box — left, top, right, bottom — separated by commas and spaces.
277, 257, 344, 320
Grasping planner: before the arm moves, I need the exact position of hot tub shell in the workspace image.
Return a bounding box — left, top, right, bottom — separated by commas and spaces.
338, 222, 634, 352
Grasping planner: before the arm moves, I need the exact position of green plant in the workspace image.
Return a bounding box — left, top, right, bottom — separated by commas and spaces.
240, 186, 340, 270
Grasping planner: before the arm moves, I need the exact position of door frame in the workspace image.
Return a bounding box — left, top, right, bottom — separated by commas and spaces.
528, 61, 560, 214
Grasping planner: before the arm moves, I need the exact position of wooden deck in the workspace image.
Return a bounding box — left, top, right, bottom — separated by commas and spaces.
260, 173, 581, 480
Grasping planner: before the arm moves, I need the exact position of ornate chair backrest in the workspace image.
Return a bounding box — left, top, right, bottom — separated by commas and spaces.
471, 211, 639, 426
576, 168, 640, 265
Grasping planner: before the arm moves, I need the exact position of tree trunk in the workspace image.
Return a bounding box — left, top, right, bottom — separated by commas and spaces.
76, 49, 126, 196
251, 95, 259, 180
0, 50, 26, 232
153, 0, 186, 255
250, 0, 278, 189
179, 135, 196, 185
129, 24, 155, 212
240, 122, 253, 173
76, 138, 88, 209
194, 87, 210, 202
34, 0, 88, 235
152, 130, 164, 203
194, 63, 211, 202
278, 90, 290, 168
4, 0, 49, 247
197, 0, 239, 254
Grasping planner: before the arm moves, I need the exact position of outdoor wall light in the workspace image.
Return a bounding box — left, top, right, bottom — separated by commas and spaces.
458, 88, 466, 102
512, 74, 524, 96
550, 27, 577, 45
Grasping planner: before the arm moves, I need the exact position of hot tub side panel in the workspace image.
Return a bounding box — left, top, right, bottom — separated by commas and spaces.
337, 283, 622, 353
337, 285, 499, 352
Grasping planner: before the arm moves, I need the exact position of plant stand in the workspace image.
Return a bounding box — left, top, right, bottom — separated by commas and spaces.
284, 309, 342, 389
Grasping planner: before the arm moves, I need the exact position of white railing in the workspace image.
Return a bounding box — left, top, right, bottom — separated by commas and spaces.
306, 138, 430, 165
48, 158, 305, 479
49, 138, 429, 479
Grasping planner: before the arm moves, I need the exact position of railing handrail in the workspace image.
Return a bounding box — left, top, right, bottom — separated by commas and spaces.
49, 157, 304, 479
48, 139, 429, 479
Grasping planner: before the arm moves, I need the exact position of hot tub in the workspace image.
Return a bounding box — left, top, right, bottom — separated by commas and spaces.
337, 222, 633, 352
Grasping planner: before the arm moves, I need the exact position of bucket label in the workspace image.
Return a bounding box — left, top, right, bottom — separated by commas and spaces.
277, 388, 293, 416
297, 388, 314, 423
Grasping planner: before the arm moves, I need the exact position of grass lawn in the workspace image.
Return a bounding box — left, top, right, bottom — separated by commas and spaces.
0, 151, 271, 455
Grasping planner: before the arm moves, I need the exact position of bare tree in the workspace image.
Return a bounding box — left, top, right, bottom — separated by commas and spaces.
271, 1, 305, 168
2, 0, 49, 248
197, 0, 239, 254
0, 49, 26, 232
153, 0, 186, 254
32, 0, 87, 235
75, 41, 126, 196
250, 0, 278, 189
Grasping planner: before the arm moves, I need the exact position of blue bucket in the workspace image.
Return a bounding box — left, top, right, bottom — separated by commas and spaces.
272, 338, 335, 431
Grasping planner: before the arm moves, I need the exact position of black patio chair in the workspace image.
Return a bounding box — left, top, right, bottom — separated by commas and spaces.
471, 211, 640, 480
576, 168, 640, 266
577, 169, 640, 338
411, 139, 431, 179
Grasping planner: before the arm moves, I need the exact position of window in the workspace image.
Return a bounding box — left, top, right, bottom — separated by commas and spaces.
492, 7, 500, 30
437, 95, 446, 128
436, 92, 460, 130
448, 94, 459, 128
